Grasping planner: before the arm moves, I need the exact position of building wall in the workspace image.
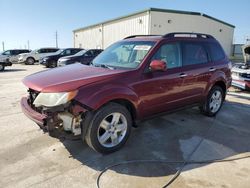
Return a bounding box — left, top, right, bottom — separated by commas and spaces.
103, 12, 149, 48
74, 10, 234, 55
74, 25, 102, 49
74, 12, 149, 49
150, 11, 234, 55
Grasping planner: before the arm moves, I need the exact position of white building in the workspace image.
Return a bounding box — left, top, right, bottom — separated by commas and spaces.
73, 8, 235, 55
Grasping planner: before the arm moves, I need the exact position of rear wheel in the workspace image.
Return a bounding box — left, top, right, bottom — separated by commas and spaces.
84, 103, 132, 154
50, 61, 57, 68
200, 86, 224, 116
26, 57, 35, 65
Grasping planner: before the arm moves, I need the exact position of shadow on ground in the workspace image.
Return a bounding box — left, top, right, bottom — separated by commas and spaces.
1, 68, 27, 72
60, 93, 250, 187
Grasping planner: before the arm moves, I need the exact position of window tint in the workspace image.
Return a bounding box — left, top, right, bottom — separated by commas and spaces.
3, 50, 11, 55
37, 49, 47, 53
85, 51, 93, 56
207, 43, 225, 61
51, 49, 59, 52
61, 49, 71, 55
151, 43, 181, 69
182, 42, 208, 66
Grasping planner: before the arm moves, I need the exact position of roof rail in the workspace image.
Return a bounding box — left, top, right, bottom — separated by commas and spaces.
124, 35, 161, 39
163, 32, 215, 39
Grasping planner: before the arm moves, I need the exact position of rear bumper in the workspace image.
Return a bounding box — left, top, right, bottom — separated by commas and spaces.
20, 97, 47, 126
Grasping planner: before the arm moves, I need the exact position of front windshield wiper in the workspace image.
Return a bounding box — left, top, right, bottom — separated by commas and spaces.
92, 63, 114, 70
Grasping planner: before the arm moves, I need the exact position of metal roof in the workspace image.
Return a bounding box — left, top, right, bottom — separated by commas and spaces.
73, 8, 235, 32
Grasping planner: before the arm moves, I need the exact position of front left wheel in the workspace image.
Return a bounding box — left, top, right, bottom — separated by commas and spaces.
84, 103, 132, 154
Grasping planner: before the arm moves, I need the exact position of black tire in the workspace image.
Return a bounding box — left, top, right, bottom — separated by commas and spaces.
26, 57, 35, 65
50, 61, 57, 68
0, 65, 5, 71
84, 103, 132, 154
200, 86, 224, 117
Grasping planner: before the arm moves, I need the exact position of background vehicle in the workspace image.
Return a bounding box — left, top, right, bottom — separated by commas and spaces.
21, 33, 231, 153
0, 49, 31, 71
231, 44, 250, 90
18, 48, 60, 65
40, 48, 82, 68
58, 49, 103, 67
0, 49, 31, 63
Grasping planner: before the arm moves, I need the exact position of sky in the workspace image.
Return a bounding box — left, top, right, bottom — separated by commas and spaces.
0, 0, 249, 50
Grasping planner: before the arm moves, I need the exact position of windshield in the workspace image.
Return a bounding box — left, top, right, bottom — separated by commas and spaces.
74, 49, 87, 56
92, 41, 155, 69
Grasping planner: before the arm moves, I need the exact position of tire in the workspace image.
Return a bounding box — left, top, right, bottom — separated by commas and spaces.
84, 103, 132, 154
26, 57, 35, 65
0, 64, 5, 71
50, 61, 57, 68
200, 86, 224, 117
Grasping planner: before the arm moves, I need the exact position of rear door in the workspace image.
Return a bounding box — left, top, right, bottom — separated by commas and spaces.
179, 41, 212, 104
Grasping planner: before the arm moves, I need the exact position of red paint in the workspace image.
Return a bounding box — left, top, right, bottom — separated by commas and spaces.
21, 35, 231, 122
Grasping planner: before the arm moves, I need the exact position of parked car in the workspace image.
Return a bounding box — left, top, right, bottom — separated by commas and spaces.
21, 32, 231, 153
18, 48, 60, 65
58, 49, 103, 67
0, 49, 31, 63
40, 48, 83, 68
231, 45, 250, 90
0, 49, 31, 71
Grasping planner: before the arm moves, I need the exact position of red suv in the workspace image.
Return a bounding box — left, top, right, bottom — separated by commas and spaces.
21, 33, 232, 153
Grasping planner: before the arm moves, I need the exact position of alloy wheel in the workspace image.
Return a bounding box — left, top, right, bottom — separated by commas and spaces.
209, 90, 222, 113
97, 112, 127, 148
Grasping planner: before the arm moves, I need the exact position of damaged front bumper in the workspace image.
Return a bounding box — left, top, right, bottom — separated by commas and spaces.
231, 63, 250, 90
20, 97, 87, 139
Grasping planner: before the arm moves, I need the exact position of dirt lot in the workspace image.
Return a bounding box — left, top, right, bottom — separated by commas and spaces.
0, 64, 250, 188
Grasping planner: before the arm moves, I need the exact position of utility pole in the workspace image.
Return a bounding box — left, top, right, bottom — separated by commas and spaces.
2, 42, 4, 51
27, 40, 30, 49
55, 31, 58, 48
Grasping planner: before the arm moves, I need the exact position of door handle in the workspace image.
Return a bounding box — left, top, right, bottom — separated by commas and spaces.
179, 73, 187, 78
209, 67, 216, 72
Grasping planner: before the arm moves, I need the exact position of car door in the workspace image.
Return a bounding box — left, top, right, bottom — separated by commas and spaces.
137, 42, 189, 117
179, 41, 212, 105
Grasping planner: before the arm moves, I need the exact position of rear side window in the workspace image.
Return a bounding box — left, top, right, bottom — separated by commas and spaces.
206, 43, 225, 61
182, 42, 208, 66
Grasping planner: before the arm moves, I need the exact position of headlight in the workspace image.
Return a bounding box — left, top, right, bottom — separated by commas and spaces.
33, 90, 78, 107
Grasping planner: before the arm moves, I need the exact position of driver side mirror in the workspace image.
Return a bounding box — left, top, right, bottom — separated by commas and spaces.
149, 60, 167, 72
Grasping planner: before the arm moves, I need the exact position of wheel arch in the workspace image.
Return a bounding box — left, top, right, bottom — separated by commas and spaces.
213, 80, 227, 99
106, 98, 137, 125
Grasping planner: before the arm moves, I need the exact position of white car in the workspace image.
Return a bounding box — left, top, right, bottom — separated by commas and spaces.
0, 49, 31, 63
231, 44, 250, 90
18, 48, 59, 64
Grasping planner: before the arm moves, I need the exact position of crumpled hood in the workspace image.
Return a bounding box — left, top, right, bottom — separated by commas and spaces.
23, 63, 126, 92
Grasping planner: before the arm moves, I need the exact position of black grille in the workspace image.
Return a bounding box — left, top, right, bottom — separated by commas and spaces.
28, 89, 40, 105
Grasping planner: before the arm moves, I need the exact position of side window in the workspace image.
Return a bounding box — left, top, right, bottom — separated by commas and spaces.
2, 50, 11, 55
182, 42, 208, 66
65, 49, 71, 55
207, 43, 225, 61
85, 51, 93, 56
38, 49, 46, 53
151, 43, 181, 69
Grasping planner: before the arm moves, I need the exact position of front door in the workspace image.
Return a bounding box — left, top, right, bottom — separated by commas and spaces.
137, 42, 189, 117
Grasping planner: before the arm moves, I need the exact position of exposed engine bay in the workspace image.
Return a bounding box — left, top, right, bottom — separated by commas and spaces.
231, 45, 250, 90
